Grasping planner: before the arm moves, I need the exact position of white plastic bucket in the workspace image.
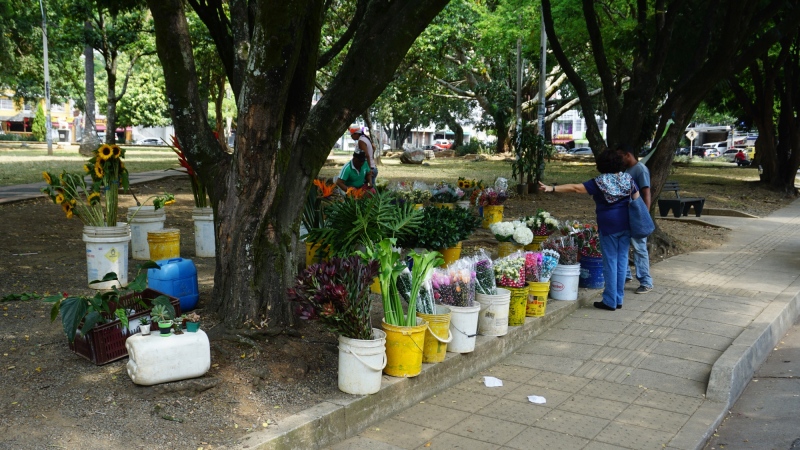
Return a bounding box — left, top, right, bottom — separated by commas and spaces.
475, 288, 511, 336
127, 206, 166, 260
192, 207, 215, 258
83, 223, 131, 289
549, 263, 581, 301
448, 304, 481, 353
338, 328, 386, 395
456, 201, 471, 209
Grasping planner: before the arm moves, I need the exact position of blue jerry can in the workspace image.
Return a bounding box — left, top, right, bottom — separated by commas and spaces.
147, 258, 199, 311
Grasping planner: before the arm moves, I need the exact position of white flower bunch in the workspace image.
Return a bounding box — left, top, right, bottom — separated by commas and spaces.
512, 226, 533, 245
491, 220, 532, 245
490, 221, 516, 241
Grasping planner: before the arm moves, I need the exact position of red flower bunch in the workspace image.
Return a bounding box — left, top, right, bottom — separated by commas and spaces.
287, 256, 379, 340
477, 187, 508, 206
169, 136, 207, 207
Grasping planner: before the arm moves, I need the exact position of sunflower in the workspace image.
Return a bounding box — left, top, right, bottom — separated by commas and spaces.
84, 164, 91, 173
98, 144, 114, 161
87, 192, 101, 205
94, 162, 104, 178
61, 200, 75, 218
42, 171, 52, 184
55, 193, 65, 204
111, 145, 121, 158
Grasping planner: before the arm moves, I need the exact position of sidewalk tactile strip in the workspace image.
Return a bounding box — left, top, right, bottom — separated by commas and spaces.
622, 323, 673, 339
573, 361, 635, 383
593, 347, 648, 367
607, 334, 661, 352
636, 312, 684, 328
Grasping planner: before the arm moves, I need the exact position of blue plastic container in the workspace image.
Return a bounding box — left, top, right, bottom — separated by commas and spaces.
147, 258, 199, 311
578, 255, 605, 289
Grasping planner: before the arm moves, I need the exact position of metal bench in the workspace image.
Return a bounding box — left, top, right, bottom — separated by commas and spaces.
657, 181, 705, 217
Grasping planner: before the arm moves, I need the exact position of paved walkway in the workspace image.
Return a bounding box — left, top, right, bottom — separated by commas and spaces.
0, 170, 180, 205
319, 203, 800, 449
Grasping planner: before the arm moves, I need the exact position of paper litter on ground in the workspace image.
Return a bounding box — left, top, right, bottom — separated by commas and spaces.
527, 395, 546, 404
482, 376, 503, 387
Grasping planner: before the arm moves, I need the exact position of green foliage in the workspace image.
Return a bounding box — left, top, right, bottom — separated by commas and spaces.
456, 140, 493, 156
42, 261, 168, 342
511, 125, 554, 185
306, 191, 423, 257
31, 103, 46, 141
0, 133, 38, 141
403, 206, 481, 250
115, 55, 171, 127
1, 292, 42, 302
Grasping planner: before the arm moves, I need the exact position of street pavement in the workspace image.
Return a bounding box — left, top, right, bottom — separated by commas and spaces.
705, 316, 800, 450
3, 176, 799, 450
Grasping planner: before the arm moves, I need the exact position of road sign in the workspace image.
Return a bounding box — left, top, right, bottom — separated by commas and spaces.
686, 129, 698, 141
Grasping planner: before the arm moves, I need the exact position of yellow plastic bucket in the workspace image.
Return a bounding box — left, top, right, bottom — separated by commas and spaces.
497, 241, 523, 258
414, 203, 425, 210
439, 242, 462, 267
147, 228, 180, 261
370, 277, 381, 294
526, 281, 550, 317
433, 202, 455, 209
305, 241, 328, 268
524, 235, 548, 251
416, 306, 452, 363
507, 286, 527, 326
382, 318, 427, 378
482, 205, 504, 228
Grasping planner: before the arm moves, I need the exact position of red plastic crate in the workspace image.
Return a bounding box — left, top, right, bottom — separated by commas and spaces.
68, 288, 181, 365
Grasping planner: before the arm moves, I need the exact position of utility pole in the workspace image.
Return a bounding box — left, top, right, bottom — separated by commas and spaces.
39, 0, 53, 155
538, 5, 547, 138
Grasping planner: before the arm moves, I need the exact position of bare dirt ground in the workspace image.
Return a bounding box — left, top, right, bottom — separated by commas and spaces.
0, 163, 794, 450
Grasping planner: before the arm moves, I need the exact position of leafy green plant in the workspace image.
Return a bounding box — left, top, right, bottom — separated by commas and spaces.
43, 261, 173, 343
139, 316, 150, 325
306, 190, 422, 257
150, 304, 173, 323
403, 206, 480, 250
511, 125, 555, 187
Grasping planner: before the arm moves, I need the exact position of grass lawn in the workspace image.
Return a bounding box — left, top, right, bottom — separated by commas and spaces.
0, 143, 179, 186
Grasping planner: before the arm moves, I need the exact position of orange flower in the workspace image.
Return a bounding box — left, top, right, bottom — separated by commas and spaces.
313, 179, 335, 198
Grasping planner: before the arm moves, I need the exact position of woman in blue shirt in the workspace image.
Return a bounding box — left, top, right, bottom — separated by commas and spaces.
538, 150, 634, 311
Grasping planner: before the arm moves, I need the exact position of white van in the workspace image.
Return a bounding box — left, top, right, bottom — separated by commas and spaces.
703, 141, 727, 157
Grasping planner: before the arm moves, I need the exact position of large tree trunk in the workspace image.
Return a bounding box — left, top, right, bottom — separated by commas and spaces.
148, 0, 449, 326
105, 59, 118, 145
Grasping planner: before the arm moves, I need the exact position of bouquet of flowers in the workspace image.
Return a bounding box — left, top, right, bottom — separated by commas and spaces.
394, 181, 432, 205
490, 220, 534, 246
494, 251, 526, 287
473, 249, 497, 295
431, 182, 464, 203
303, 178, 337, 233
169, 136, 207, 208
457, 177, 483, 201
41, 143, 136, 226
524, 209, 559, 236
542, 235, 578, 265
524, 251, 559, 282
396, 266, 436, 315
430, 258, 476, 307
477, 187, 508, 206
573, 222, 602, 257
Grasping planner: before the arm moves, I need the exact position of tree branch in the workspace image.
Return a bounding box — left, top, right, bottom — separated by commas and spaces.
317, 0, 367, 69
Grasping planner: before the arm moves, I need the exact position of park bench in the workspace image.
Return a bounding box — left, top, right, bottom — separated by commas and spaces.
657, 181, 705, 218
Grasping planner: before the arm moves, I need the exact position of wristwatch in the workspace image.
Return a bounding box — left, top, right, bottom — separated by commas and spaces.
551, 183, 557, 193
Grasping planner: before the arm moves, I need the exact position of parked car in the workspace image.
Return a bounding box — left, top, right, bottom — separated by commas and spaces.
570, 147, 593, 155
554, 145, 570, 154
433, 139, 452, 150
745, 146, 755, 160
705, 148, 721, 158
675, 147, 690, 156
722, 148, 742, 162
421, 145, 437, 151
137, 138, 163, 146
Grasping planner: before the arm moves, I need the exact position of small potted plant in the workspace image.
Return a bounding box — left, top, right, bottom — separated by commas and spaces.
403, 206, 480, 265
184, 312, 201, 332
138, 316, 151, 335
150, 304, 174, 337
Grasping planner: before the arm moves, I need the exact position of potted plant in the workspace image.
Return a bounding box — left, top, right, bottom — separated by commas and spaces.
184, 312, 201, 332
404, 206, 480, 266
43, 262, 178, 363
151, 304, 175, 337
138, 316, 151, 335
365, 239, 442, 378
287, 256, 383, 395
306, 190, 422, 258
41, 145, 173, 288
511, 125, 555, 194
477, 180, 509, 228
168, 135, 215, 257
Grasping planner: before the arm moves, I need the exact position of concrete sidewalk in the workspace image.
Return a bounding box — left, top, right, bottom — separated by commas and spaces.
0, 170, 181, 205
239, 200, 800, 449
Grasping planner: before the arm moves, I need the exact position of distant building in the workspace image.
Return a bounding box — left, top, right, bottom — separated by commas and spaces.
0, 90, 74, 141
550, 109, 608, 149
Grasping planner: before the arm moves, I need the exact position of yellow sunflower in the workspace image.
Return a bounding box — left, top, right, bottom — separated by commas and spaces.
111, 145, 121, 158
87, 192, 101, 205
84, 164, 92, 173
94, 162, 104, 178
42, 171, 52, 184
61, 200, 74, 218
55, 193, 65, 204
98, 144, 114, 161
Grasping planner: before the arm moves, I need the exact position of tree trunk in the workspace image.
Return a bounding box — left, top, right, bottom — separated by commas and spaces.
105, 60, 118, 145
148, 0, 449, 326
79, 21, 98, 157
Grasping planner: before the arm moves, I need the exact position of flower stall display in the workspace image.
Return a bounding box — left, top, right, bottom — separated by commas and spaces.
395, 181, 433, 207
431, 182, 464, 204
542, 235, 579, 265
524, 250, 560, 282
491, 220, 533, 257
573, 222, 602, 257
493, 251, 526, 288
430, 258, 476, 308
477, 187, 509, 207
479, 178, 510, 228
525, 209, 559, 236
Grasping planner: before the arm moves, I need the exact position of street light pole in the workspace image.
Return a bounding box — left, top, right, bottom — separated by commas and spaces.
39, 0, 53, 156
538, 5, 547, 138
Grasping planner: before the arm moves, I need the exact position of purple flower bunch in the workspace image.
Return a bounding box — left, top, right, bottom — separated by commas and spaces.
287, 256, 379, 340
431, 268, 476, 307
477, 187, 508, 206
